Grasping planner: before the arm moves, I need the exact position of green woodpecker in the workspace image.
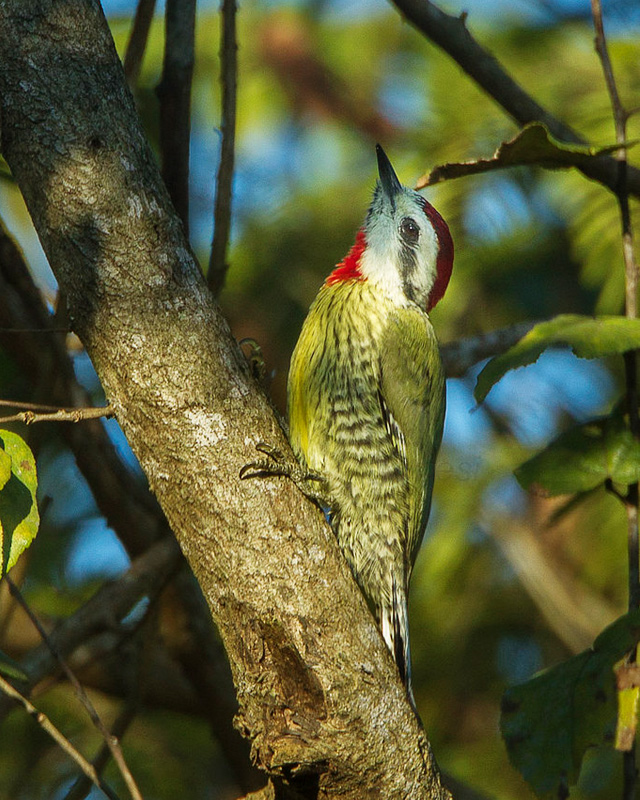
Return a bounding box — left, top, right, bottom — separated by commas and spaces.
287, 146, 453, 698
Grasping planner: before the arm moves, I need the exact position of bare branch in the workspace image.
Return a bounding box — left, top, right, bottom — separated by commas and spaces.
590, 5, 639, 795
63, 703, 139, 800
208, 0, 238, 296
440, 321, 538, 378
157, 0, 196, 233
0, 673, 121, 800
124, 0, 157, 88
0, 398, 62, 411
6, 578, 144, 800
390, 0, 640, 199
0, 404, 114, 425
3, 538, 181, 701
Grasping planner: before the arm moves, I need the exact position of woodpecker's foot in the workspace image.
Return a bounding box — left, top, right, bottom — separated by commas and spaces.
240, 443, 328, 507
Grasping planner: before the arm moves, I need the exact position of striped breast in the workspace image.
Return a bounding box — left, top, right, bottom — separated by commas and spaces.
287, 280, 422, 610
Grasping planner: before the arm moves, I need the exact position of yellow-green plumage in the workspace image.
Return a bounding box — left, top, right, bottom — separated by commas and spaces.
285, 146, 452, 700
287, 278, 445, 690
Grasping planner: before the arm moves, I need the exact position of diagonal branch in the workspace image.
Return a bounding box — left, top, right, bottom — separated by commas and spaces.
440, 321, 538, 378
6, 577, 144, 800
124, 0, 157, 88
390, 0, 640, 198
63, 702, 139, 800
0, 537, 182, 716
157, 0, 196, 233
208, 0, 238, 296
0, 673, 121, 800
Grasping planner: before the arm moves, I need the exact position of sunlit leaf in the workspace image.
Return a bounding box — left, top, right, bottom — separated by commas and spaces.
0, 430, 39, 577
418, 122, 636, 187
474, 315, 640, 403
515, 414, 640, 496
614, 662, 640, 751
0, 449, 11, 492
501, 610, 640, 799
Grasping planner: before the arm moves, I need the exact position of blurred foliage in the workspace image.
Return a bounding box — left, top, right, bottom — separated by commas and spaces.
501, 610, 640, 799
516, 413, 640, 496
1, 1, 640, 799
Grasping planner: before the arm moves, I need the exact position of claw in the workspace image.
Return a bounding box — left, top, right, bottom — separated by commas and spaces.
239, 442, 328, 508
239, 442, 286, 480
255, 442, 285, 461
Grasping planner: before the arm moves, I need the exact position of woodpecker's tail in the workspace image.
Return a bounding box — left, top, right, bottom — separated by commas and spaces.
381, 578, 415, 709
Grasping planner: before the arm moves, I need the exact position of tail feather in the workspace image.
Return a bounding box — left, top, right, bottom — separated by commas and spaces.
380, 578, 416, 709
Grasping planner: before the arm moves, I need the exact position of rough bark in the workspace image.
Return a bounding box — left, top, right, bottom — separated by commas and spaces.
0, 2, 451, 798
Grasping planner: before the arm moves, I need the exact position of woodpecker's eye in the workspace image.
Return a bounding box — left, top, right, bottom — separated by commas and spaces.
400, 217, 420, 244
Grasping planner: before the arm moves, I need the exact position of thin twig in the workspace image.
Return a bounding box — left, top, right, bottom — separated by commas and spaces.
390, 0, 640, 199
63, 702, 140, 800
0, 398, 61, 412
591, 0, 640, 598
157, 0, 196, 233
591, 3, 639, 797
0, 327, 68, 333
0, 405, 114, 425
0, 672, 121, 800
124, 0, 157, 88
208, 0, 238, 296
0, 537, 183, 727
6, 578, 144, 800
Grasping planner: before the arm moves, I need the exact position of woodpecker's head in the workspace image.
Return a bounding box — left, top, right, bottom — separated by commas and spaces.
327, 146, 454, 312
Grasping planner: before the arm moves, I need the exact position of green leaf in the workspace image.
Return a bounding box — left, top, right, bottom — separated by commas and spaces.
0, 649, 28, 682
516, 414, 640, 496
614, 680, 639, 751
501, 610, 640, 799
418, 122, 637, 187
0, 448, 11, 492
0, 430, 39, 577
474, 315, 640, 403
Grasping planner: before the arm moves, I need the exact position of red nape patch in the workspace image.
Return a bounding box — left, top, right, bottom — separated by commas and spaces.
325, 228, 367, 285
423, 201, 454, 312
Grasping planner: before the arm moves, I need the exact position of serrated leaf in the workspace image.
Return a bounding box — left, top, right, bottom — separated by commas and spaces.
474, 315, 640, 403
0, 430, 39, 577
501, 610, 640, 799
515, 415, 640, 496
418, 122, 637, 187
0, 648, 28, 682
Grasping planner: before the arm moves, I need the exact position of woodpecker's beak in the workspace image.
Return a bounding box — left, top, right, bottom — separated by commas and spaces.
376, 144, 402, 206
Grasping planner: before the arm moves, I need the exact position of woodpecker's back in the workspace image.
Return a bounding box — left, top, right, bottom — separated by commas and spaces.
287, 146, 453, 699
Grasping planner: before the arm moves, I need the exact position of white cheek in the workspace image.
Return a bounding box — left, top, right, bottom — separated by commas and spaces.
414, 227, 440, 298
359, 209, 441, 308
359, 245, 408, 306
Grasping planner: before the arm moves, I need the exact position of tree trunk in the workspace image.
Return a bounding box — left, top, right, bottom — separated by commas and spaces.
0, 2, 452, 797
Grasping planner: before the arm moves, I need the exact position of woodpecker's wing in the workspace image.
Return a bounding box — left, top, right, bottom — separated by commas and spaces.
378, 307, 445, 568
